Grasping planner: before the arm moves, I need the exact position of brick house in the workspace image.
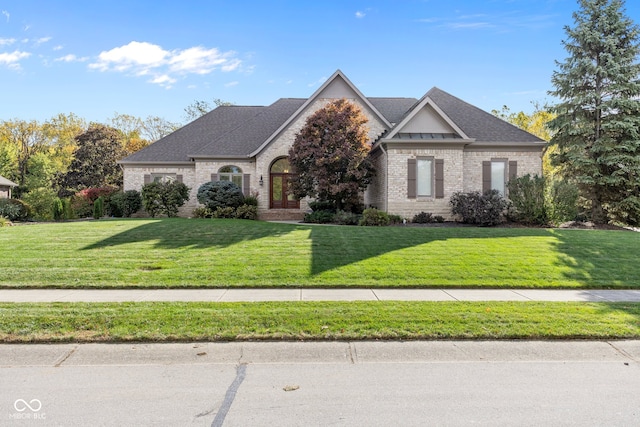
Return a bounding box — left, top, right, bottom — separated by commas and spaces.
0, 175, 17, 199
119, 70, 545, 220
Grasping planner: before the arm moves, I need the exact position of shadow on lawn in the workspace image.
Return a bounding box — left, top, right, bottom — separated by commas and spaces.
83, 219, 561, 278
549, 229, 640, 289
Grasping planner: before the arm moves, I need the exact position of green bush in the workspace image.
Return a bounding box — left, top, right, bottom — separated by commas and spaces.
243, 194, 259, 206
21, 187, 57, 221
546, 179, 579, 225
142, 181, 190, 218
0, 199, 32, 221
412, 212, 436, 224
304, 210, 335, 224
0, 200, 21, 221
192, 206, 213, 218
52, 198, 64, 221
334, 210, 360, 225
359, 208, 390, 226
62, 198, 73, 220
108, 190, 142, 218
0, 216, 12, 227
309, 200, 336, 213
235, 204, 258, 220
507, 174, 547, 225
450, 190, 508, 226
212, 206, 236, 218
93, 196, 104, 219
388, 214, 405, 225
197, 181, 244, 211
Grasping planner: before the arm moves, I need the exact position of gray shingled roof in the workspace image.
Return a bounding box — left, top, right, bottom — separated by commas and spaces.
0, 175, 17, 187
121, 88, 542, 164
425, 87, 544, 143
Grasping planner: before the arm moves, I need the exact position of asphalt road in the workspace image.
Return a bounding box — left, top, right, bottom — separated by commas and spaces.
2, 341, 640, 426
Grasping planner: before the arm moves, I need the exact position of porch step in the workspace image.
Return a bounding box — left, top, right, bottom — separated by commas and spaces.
258, 209, 306, 221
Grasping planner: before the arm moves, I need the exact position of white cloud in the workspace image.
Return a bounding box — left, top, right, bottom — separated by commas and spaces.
89, 41, 242, 87
53, 45, 63, 51
34, 36, 52, 46
308, 76, 327, 87
55, 54, 88, 63
2, 10, 9, 22
0, 37, 15, 46
0, 50, 31, 69
224, 81, 239, 87
355, 11, 365, 19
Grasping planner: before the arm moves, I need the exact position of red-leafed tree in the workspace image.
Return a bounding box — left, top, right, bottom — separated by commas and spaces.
288, 99, 375, 212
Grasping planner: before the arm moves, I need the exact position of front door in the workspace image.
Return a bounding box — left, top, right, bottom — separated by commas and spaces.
270, 158, 299, 209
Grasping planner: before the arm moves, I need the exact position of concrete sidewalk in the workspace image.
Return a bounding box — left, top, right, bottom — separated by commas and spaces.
2, 288, 640, 302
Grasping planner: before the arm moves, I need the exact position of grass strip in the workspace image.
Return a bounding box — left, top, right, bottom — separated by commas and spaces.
1, 301, 640, 342
1, 218, 639, 288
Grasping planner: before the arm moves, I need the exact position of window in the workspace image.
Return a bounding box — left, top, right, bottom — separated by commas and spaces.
407, 158, 444, 199
491, 160, 506, 196
151, 173, 176, 183
417, 158, 433, 197
218, 165, 243, 188
482, 159, 517, 196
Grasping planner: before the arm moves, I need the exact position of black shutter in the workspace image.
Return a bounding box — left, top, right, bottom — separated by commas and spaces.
407, 158, 416, 198
211, 173, 218, 182
435, 159, 444, 199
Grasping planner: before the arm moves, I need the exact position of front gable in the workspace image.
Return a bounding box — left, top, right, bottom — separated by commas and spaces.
380, 95, 472, 145
249, 70, 391, 157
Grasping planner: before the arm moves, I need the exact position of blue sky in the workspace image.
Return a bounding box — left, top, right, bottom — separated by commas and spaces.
1, 0, 639, 125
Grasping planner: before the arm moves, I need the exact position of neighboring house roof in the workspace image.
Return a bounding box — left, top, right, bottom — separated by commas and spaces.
120, 73, 543, 165
0, 176, 18, 187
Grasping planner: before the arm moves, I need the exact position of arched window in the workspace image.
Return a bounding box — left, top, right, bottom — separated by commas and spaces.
218, 165, 243, 188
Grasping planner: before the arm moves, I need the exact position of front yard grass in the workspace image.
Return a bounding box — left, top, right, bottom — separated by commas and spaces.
1, 301, 639, 342
1, 218, 639, 288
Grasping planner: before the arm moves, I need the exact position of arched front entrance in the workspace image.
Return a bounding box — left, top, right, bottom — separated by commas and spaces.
269, 158, 299, 209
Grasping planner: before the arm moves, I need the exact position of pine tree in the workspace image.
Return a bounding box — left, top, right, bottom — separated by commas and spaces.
548, 0, 640, 225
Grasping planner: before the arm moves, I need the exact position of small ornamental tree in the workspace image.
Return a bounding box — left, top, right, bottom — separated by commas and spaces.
142, 180, 190, 218
288, 99, 375, 212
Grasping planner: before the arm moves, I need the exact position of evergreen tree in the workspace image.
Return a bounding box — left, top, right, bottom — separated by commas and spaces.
548, 0, 640, 225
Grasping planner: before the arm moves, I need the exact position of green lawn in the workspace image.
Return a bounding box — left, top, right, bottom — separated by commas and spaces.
1, 218, 639, 288
1, 301, 639, 342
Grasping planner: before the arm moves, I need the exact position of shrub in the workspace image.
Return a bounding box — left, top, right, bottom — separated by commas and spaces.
52, 198, 64, 221
212, 206, 236, 218
235, 204, 258, 220
108, 190, 142, 218
0, 200, 21, 221
450, 190, 508, 226
197, 181, 244, 211
334, 210, 360, 225
0, 216, 12, 227
93, 196, 104, 219
192, 206, 213, 218
0, 199, 31, 221
304, 210, 335, 224
70, 194, 93, 218
21, 187, 58, 221
243, 194, 258, 206
62, 198, 73, 220
309, 200, 336, 213
388, 214, 405, 225
359, 208, 390, 226
142, 181, 190, 218
546, 179, 580, 225
507, 174, 547, 225
412, 212, 434, 224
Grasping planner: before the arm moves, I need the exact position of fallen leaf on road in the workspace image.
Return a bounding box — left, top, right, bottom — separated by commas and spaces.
283, 385, 300, 392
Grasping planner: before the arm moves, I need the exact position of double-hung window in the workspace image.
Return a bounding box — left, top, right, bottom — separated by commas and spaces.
407, 157, 444, 199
